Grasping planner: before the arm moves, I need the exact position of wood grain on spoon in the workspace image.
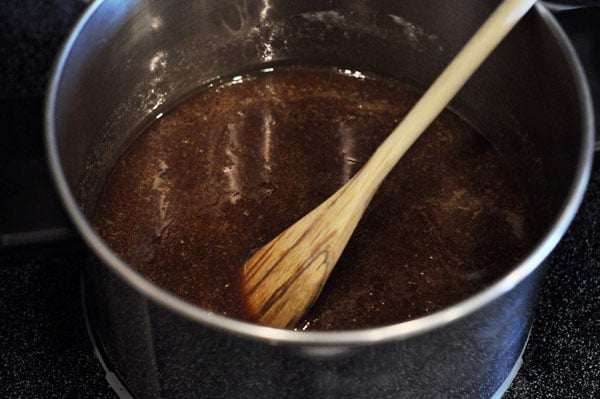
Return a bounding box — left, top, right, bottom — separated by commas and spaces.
243, 0, 538, 329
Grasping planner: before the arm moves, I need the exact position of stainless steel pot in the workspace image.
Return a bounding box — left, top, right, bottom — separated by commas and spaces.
45, 1, 594, 398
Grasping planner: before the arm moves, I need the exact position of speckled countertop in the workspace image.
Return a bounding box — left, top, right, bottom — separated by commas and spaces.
0, 1, 598, 397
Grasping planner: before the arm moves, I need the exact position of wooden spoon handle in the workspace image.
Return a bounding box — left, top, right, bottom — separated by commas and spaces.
244, 0, 538, 329
354, 0, 538, 195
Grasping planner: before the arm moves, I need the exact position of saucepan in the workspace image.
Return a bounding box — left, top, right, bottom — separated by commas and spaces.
45, 0, 594, 397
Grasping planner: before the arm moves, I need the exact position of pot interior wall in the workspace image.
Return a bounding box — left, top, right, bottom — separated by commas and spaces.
53, 0, 583, 257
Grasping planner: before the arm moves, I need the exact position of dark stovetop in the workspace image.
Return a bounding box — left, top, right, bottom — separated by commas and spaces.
0, 1, 598, 397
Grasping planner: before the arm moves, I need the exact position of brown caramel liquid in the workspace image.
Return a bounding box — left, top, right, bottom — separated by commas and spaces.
93, 67, 535, 330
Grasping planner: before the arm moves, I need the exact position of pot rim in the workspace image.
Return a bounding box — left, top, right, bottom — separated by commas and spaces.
45, 1, 595, 346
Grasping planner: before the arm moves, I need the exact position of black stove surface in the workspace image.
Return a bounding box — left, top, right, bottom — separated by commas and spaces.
1, 1, 598, 397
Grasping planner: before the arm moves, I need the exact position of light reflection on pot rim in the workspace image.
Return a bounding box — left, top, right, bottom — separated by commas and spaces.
44, 1, 595, 346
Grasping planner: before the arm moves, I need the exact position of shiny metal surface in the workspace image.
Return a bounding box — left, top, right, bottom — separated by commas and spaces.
46, 0, 594, 397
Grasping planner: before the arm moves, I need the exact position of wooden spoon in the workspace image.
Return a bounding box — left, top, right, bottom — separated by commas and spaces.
243, 0, 538, 329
